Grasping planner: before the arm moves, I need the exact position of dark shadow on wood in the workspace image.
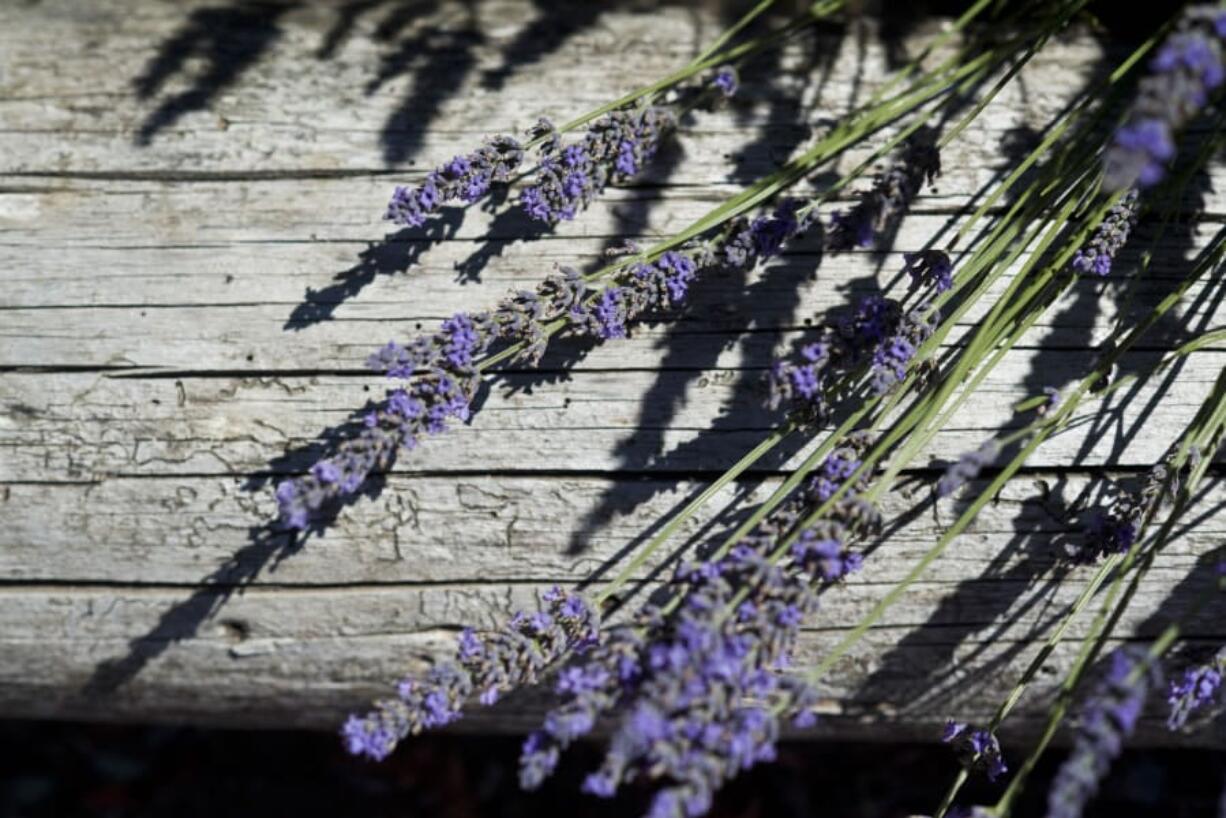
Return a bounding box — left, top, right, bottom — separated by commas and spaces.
82, 407, 389, 696
283, 209, 464, 330
132, 1, 294, 146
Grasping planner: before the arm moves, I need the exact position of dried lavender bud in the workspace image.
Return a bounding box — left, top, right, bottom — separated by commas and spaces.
1167, 648, 1225, 729
386, 135, 524, 227
1046, 647, 1158, 818
937, 440, 1000, 498
942, 720, 1008, 781
713, 65, 739, 97
1070, 191, 1139, 276
904, 249, 954, 293
343, 587, 599, 760
276, 266, 595, 529
1104, 7, 1226, 190
769, 283, 937, 423
520, 106, 676, 224
827, 127, 940, 251
575, 200, 811, 341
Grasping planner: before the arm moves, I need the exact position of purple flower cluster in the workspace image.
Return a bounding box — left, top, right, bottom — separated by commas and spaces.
1166, 648, 1225, 729
386, 135, 525, 227
1104, 6, 1226, 191
275, 273, 585, 530
1046, 647, 1157, 818
1065, 460, 1173, 563
520, 107, 677, 224
519, 441, 878, 816
904, 249, 954, 293
1071, 191, 1139, 276
577, 200, 812, 341
768, 290, 938, 423
941, 720, 1008, 781
937, 439, 1000, 498
827, 127, 941, 251
713, 66, 739, 97
279, 197, 812, 530
342, 586, 599, 761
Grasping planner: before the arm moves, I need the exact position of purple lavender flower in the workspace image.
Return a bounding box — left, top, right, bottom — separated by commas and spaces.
713, 65, 739, 97
521, 440, 877, 807
520, 107, 676, 224
1065, 461, 1174, 563
942, 720, 1008, 782
386, 135, 524, 227
1071, 191, 1139, 276
769, 283, 937, 422
574, 203, 809, 341
937, 439, 1000, 498
828, 127, 941, 251
1046, 647, 1157, 818
1039, 386, 1063, 417
283, 198, 812, 531
904, 249, 954, 293
1104, 7, 1226, 190
1167, 649, 1225, 729
343, 587, 599, 761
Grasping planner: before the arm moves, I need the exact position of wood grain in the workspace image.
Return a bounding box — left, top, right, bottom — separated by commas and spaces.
1, 0, 1223, 747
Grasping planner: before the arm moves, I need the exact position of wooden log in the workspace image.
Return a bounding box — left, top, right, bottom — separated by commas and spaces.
1, 0, 1223, 749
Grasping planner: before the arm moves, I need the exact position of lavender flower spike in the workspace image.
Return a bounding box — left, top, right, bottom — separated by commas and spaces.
769, 287, 938, 424
942, 720, 1008, 781
828, 126, 941, 251
279, 199, 811, 531
1166, 648, 1225, 729
387, 134, 524, 227
520, 439, 875, 799
343, 587, 599, 761
520, 106, 676, 225
1045, 647, 1157, 818
1070, 190, 1139, 277
1104, 6, 1226, 190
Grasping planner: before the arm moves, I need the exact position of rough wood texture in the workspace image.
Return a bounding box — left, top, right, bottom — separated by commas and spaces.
2, 0, 1224, 751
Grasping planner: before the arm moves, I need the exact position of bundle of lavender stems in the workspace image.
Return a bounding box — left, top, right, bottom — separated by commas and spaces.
256, 3, 1226, 817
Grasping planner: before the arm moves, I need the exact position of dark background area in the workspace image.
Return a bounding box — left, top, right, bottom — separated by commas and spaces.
1, 719, 1222, 818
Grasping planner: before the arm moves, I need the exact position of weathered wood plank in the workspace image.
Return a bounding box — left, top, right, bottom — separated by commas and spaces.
0, 0, 1107, 175
2, 471, 1223, 585
2, 580, 1222, 746
3, 348, 1224, 484
1, 0, 1224, 746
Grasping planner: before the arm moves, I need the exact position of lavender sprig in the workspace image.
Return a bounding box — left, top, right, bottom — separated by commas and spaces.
1166, 647, 1225, 729
520, 107, 677, 224
1045, 647, 1158, 818
1070, 190, 1139, 276
386, 135, 525, 227
341, 586, 599, 761
1104, 6, 1226, 191
520, 440, 877, 810
276, 200, 811, 531
1064, 458, 1177, 563
520, 70, 737, 225
941, 720, 1008, 782
768, 290, 939, 424
827, 127, 941, 251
